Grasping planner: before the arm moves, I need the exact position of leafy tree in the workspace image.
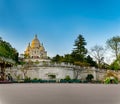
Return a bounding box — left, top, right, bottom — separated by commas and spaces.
51, 54, 63, 63
63, 54, 73, 63
85, 55, 97, 67
64, 75, 71, 81
0, 38, 18, 62
72, 34, 87, 62
0, 37, 18, 81
110, 59, 120, 70
106, 36, 120, 59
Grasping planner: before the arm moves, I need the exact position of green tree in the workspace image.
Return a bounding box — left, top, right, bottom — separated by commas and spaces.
110, 59, 120, 71
0, 38, 18, 62
85, 55, 97, 67
63, 54, 73, 63
106, 36, 120, 59
72, 34, 87, 62
51, 54, 63, 63
0, 37, 18, 81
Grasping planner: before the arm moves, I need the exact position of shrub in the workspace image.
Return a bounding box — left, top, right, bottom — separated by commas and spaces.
65, 75, 71, 81
24, 77, 31, 83
104, 77, 118, 84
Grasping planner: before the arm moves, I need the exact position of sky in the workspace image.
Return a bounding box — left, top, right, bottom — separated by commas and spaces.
0, 0, 120, 58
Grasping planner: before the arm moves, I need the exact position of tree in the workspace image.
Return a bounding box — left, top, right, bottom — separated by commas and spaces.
63, 54, 73, 63
109, 55, 120, 71
72, 34, 87, 62
0, 37, 18, 81
106, 36, 120, 59
90, 45, 105, 68
110, 59, 120, 70
51, 54, 63, 63
85, 55, 97, 67
0, 38, 18, 62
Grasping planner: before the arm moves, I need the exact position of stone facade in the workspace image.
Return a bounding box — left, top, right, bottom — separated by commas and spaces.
24, 35, 47, 60
5, 63, 106, 81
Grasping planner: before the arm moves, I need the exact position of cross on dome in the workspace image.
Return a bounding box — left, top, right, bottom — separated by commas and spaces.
35, 34, 37, 39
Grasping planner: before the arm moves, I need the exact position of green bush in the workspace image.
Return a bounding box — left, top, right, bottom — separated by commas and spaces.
60, 79, 68, 83
104, 77, 118, 84
72, 79, 81, 83
24, 77, 31, 83
48, 80, 56, 83
60, 79, 81, 83
65, 75, 71, 81
31, 78, 40, 83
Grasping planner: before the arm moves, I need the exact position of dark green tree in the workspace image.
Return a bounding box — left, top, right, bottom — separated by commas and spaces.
72, 34, 87, 62
85, 55, 97, 67
51, 54, 63, 63
0, 38, 18, 62
109, 59, 120, 71
0, 37, 18, 81
63, 54, 73, 63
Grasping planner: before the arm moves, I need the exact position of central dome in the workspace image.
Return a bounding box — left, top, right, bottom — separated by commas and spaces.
31, 35, 40, 48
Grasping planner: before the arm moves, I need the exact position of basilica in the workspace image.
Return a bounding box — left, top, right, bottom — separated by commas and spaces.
5, 34, 105, 81
24, 35, 47, 61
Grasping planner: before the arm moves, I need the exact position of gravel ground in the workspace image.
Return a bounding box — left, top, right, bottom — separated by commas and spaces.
0, 83, 120, 104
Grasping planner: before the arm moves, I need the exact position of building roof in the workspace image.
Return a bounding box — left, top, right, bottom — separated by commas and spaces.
31, 35, 41, 48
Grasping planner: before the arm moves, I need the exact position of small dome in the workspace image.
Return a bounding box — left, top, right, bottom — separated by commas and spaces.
25, 43, 31, 51
31, 35, 40, 48
39, 46, 44, 51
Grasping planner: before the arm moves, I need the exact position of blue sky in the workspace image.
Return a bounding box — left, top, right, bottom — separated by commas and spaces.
0, 0, 120, 57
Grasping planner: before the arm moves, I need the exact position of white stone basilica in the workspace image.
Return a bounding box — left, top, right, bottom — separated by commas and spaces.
5, 34, 105, 81
24, 35, 47, 61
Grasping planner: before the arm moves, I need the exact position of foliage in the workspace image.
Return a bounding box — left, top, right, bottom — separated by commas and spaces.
24, 77, 31, 83
51, 35, 98, 68
64, 75, 71, 81
63, 54, 74, 63
60, 79, 81, 83
74, 61, 89, 67
110, 59, 120, 70
51, 54, 64, 63
85, 55, 97, 67
0, 37, 18, 62
104, 77, 118, 84
106, 36, 120, 59
72, 34, 87, 62
33, 78, 38, 80
110, 54, 120, 70
103, 70, 119, 84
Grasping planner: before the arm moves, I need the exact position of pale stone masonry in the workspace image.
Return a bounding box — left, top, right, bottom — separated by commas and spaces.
24, 35, 47, 59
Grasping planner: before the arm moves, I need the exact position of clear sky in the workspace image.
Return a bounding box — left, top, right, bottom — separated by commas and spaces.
0, 0, 120, 57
